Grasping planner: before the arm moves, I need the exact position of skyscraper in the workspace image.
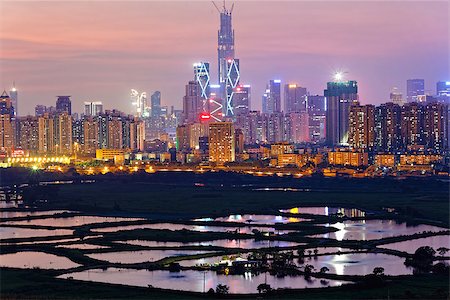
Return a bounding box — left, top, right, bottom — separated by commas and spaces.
84, 101, 103, 116
151, 91, 161, 118
56, 96, 72, 115
284, 84, 307, 113
374, 102, 402, 153
217, 4, 235, 87
325, 80, 358, 146
16, 116, 39, 153
406, 79, 425, 103
233, 85, 250, 116
57, 112, 73, 154
307, 95, 326, 143
348, 103, 375, 150
9, 83, 17, 117
224, 58, 240, 117
209, 122, 235, 164
182, 81, 202, 124
0, 91, 15, 152
194, 62, 211, 102
266, 80, 281, 114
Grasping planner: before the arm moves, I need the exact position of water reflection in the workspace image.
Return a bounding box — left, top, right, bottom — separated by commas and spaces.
86, 250, 217, 264
312, 220, 446, 241
0, 227, 73, 240
58, 268, 349, 293
379, 235, 450, 254
4, 216, 144, 227
92, 223, 295, 235
279, 207, 365, 218
0, 251, 80, 269
116, 239, 302, 249
0, 210, 72, 219
299, 252, 412, 276
195, 214, 308, 224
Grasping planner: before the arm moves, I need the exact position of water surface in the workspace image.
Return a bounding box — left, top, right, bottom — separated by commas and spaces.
0, 251, 80, 269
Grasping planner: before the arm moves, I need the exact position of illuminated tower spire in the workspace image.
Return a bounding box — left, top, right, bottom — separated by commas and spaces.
216, 2, 235, 86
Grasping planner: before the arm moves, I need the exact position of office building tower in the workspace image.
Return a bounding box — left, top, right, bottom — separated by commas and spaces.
9, 83, 17, 117
437, 81, 450, 96
209, 84, 224, 122
390, 87, 404, 106
266, 80, 282, 114
182, 81, 202, 124
16, 116, 39, 153
209, 122, 235, 164
307, 95, 326, 143
223, 58, 240, 117
266, 112, 284, 143
38, 113, 55, 154
284, 84, 307, 113
84, 101, 103, 116
131, 89, 147, 118
217, 4, 235, 89
233, 85, 250, 116
0, 91, 15, 151
325, 80, 358, 146
348, 103, 375, 150
194, 62, 211, 102
151, 91, 161, 118
286, 112, 309, 143
261, 88, 270, 114
56, 96, 72, 115
406, 79, 425, 103
374, 102, 402, 153
57, 112, 73, 154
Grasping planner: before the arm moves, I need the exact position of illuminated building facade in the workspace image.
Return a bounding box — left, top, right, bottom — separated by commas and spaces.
38, 113, 55, 154
182, 81, 202, 124
307, 95, 326, 143
57, 112, 73, 155
284, 84, 307, 113
194, 62, 211, 103
374, 102, 402, 153
16, 116, 39, 153
325, 80, 358, 146
286, 112, 310, 143
209, 122, 235, 164
233, 85, 250, 116
266, 80, 281, 114
84, 101, 103, 116
0, 91, 15, 152
9, 83, 17, 117
348, 103, 375, 150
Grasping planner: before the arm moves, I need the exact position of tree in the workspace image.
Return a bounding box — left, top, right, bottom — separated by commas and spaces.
215, 284, 229, 295
319, 266, 329, 274
257, 283, 272, 294
297, 249, 305, 257
413, 246, 436, 262
373, 267, 385, 276
307, 249, 313, 256
313, 249, 319, 256
437, 247, 449, 256
304, 264, 315, 276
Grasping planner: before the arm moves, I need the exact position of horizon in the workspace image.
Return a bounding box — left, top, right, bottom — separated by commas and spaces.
0, 0, 448, 115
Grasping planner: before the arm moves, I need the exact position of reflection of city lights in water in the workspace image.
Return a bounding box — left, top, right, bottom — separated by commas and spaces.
334, 222, 346, 241
244, 271, 253, 280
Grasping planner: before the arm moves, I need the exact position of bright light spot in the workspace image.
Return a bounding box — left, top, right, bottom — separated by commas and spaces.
32, 165, 38, 170
334, 72, 343, 82
273, 79, 281, 83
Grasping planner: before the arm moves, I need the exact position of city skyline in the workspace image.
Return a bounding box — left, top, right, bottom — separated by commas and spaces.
1, 1, 448, 115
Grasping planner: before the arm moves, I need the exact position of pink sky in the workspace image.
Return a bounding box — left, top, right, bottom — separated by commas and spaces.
0, 0, 448, 115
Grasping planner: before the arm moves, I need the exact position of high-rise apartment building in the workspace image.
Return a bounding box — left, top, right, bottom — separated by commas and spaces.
38, 113, 55, 154
57, 112, 73, 154
325, 80, 358, 146
284, 84, 307, 113
406, 79, 425, 103
16, 116, 39, 153
374, 102, 402, 153
84, 102, 103, 116
348, 103, 375, 150
209, 122, 235, 164
286, 112, 309, 143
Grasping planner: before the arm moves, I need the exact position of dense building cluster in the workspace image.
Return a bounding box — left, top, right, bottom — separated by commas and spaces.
0, 3, 448, 173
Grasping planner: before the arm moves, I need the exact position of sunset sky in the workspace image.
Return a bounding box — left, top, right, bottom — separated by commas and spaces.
0, 0, 448, 115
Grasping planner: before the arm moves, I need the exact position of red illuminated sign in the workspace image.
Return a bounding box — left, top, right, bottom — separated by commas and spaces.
199, 112, 211, 121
